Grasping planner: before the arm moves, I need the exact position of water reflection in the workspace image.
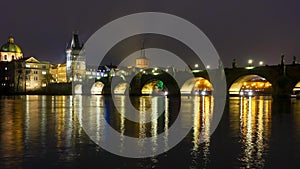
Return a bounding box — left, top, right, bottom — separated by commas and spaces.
0, 96, 24, 168
231, 96, 272, 168
190, 96, 214, 168
0, 95, 88, 168
74, 95, 214, 167
0, 95, 280, 169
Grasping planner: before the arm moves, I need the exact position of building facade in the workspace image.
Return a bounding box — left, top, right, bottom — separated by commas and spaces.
0, 36, 51, 93
14, 57, 50, 92
50, 63, 67, 83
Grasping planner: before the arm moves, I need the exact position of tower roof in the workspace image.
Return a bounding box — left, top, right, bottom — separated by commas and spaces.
1, 36, 22, 53
68, 32, 83, 50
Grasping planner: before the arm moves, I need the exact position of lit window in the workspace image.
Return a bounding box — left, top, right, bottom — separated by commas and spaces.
25, 64, 30, 68
42, 71, 46, 75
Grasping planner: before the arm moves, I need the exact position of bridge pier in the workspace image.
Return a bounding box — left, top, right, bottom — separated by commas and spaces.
272, 76, 294, 98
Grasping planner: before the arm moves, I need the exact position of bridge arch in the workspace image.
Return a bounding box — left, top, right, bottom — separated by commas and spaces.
114, 82, 129, 95
91, 81, 105, 94
141, 79, 168, 95
291, 79, 300, 96
130, 70, 180, 96
229, 74, 272, 96
181, 77, 213, 95
74, 84, 82, 94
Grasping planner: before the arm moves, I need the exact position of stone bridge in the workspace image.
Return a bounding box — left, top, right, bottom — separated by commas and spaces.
73, 64, 300, 97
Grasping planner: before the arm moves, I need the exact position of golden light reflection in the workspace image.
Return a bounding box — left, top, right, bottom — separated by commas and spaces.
191, 95, 214, 167
138, 97, 147, 150
119, 96, 126, 153
1, 96, 24, 164
151, 97, 158, 153
237, 96, 272, 168
164, 97, 169, 152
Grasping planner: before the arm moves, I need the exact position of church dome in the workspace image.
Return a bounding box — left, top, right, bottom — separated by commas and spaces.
1, 37, 22, 53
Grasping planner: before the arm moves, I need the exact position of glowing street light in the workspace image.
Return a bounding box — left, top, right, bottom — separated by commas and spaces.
248, 59, 253, 65
206, 65, 211, 69
194, 64, 199, 68
259, 61, 264, 66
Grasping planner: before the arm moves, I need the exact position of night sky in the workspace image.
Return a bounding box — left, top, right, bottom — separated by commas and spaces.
1, 0, 299, 67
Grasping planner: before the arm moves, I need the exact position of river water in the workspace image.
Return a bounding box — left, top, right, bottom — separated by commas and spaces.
0, 95, 300, 169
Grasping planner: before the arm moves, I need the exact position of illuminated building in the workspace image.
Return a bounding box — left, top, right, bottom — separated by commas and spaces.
0, 56, 50, 92
96, 65, 117, 78
14, 57, 50, 91
0, 36, 23, 62
86, 67, 97, 80
66, 33, 86, 82
135, 47, 149, 68
50, 63, 67, 83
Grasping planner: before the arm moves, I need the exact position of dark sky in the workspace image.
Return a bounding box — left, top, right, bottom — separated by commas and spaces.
1, 0, 299, 67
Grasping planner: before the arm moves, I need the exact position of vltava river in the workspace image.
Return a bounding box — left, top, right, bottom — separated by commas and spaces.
0, 95, 300, 168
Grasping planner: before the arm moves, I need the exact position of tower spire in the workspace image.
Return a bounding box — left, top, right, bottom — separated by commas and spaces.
70, 31, 81, 50
140, 39, 146, 58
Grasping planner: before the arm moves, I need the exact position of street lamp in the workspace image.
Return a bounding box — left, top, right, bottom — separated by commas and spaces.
248, 59, 253, 65
206, 65, 211, 69
259, 61, 264, 66
194, 64, 199, 68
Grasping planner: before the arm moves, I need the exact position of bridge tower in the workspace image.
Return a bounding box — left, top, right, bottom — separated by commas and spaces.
66, 32, 86, 82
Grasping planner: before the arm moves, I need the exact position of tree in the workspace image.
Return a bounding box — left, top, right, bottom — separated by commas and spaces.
43, 73, 54, 85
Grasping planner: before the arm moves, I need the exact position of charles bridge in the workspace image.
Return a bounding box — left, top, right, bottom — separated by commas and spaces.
73, 63, 300, 98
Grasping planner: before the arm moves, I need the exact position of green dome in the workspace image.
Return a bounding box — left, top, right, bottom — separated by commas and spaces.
0, 37, 22, 53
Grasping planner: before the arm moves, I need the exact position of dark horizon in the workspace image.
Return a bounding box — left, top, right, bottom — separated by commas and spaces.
1, 0, 299, 67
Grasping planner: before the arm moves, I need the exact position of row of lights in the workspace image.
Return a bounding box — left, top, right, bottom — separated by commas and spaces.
248, 59, 264, 66
194, 60, 264, 69
194, 64, 211, 69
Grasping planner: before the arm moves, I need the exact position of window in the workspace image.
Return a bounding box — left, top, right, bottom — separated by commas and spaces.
34, 77, 38, 81
42, 71, 46, 75
25, 64, 30, 68
4, 55, 7, 60
42, 65, 46, 69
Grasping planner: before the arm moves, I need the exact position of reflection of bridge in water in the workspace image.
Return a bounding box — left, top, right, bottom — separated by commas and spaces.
74, 64, 300, 98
